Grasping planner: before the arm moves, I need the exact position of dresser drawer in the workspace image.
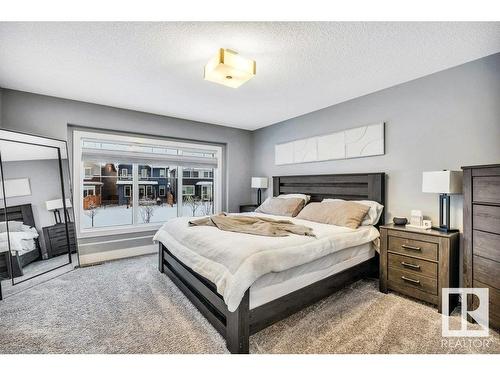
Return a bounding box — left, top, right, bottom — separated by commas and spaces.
473, 230, 500, 263
473, 205, 500, 235
388, 236, 438, 261
473, 255, 500, 290
473, 176, 500, 204
472, 280, 500, 329
388, 253, 437, 278
388, 267, 437, 295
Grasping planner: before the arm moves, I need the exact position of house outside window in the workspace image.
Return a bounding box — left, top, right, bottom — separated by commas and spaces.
74, 130, 222, 236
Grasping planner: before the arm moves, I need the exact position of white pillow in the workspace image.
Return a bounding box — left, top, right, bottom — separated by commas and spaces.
0, 220, 25, 233
322, 198, 384, 226
277, 194, 311, 203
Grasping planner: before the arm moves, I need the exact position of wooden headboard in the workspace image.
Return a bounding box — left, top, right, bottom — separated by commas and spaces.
0, 204, 36, 227
273, 173, 386, 225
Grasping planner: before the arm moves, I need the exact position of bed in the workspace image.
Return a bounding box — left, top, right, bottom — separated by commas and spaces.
0, 204, 41, 279
156, 173, 385, 353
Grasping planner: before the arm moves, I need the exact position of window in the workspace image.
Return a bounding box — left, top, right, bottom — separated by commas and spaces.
84, 167, 92, 178
201, 185, 212, 200
83, 186, 95, 197
182, 185, 195, 196
74, 130, 222, 236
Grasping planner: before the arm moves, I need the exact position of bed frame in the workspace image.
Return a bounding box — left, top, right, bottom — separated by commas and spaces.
159, 173, 385, 353
0, 204, 41, 279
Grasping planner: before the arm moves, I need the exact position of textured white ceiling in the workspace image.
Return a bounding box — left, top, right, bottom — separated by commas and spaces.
0, 22, 499, 130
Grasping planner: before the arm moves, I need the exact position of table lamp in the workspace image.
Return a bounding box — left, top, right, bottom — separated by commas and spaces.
422, 170, 462, 232
251, 177, 268, 206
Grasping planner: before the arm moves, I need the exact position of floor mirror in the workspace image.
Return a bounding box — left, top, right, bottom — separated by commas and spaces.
0, 129, 78, 299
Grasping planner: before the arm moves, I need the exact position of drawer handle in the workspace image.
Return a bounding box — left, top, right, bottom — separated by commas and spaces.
401, 261, 421, 270
401, 276, 421, 285
401, 244, 421, 251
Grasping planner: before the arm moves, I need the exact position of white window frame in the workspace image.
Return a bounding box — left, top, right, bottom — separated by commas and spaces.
84, 167, 92, 178
124, 185, 131, 198
159, 185, 166, 196
182, 185, 195, 196
83, 186, 95, 197
73, 130, 223, 238
121, 168, 128, 177
146, 185, 153, 196
141, 168, 148, 179
159, 168, 165, 177
201, 185, 212, 200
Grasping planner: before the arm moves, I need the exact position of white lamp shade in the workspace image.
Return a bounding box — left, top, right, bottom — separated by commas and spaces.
251, 177, 268, 189
422, 171, 462, 194
45, 198, 73, 211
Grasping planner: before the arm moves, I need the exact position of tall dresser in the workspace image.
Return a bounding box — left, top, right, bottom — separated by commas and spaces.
462, 163, 500, 330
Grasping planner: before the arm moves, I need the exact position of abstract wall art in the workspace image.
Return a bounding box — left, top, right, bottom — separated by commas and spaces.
275, 122, 385, 165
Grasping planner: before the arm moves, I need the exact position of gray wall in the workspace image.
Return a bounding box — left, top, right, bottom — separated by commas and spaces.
0, 89, 253, 213
252, 53, 500, 230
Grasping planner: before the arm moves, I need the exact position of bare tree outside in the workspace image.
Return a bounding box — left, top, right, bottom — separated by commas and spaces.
84, 202, 99, 227
139, 198, 157, 223
183, 195, 201, 216
200, 200, 213, 216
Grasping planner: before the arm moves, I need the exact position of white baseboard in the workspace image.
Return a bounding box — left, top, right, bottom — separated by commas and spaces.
79, 244, 156, 266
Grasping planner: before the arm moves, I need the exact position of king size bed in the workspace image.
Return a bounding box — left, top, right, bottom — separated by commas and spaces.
155, 173, 385, 353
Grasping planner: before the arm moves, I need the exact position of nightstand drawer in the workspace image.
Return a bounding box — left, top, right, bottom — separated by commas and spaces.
388, 253, 437, 278
388, 267, 437, 295
388, 235, 438, 261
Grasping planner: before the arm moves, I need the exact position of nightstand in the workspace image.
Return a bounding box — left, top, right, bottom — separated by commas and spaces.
42, 223, 77, 259
239, 204, 258, 213
379, 224, 460, 314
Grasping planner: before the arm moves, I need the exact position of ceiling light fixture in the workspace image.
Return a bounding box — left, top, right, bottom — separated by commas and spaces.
204, 48, 256, 88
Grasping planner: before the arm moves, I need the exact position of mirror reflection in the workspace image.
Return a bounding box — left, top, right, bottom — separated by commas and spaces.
0, 132, 77, 297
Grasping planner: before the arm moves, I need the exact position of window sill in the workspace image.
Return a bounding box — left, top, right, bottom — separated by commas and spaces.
77, 222, 164, 238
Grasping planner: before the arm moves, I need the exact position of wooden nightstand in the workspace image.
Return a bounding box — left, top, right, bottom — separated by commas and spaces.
239, 204, 258, 213
379, 224, 460, 314
42, 223, 77, 259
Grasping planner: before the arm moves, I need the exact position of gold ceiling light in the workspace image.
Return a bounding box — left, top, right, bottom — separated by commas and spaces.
204, 48, 256, 88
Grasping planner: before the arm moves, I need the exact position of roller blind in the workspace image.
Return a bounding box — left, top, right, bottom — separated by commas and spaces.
81, 139, 218, 168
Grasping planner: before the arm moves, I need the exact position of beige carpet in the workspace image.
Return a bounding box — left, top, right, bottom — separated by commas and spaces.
0, 254, 498, 354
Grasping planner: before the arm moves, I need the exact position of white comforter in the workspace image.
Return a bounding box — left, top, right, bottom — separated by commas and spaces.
153, 213, 379, 312
0, 228, 39, 255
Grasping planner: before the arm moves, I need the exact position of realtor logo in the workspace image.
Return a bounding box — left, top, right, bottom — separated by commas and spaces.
442, 288, 489, 337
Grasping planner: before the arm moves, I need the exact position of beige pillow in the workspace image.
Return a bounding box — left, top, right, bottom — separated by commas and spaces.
296, 201, 370, 229
255, 197, 305, 217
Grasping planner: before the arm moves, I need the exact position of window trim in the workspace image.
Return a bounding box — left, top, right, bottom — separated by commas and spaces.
124, 185, 131, 198
73, 130, 223, 238
182, 185, 195, 196
121, 168, 128, 177
159, 185, 166, 197
84, 167, 92, 178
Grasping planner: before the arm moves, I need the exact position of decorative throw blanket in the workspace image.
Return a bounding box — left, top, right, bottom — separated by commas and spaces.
188, 213, 315, 237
